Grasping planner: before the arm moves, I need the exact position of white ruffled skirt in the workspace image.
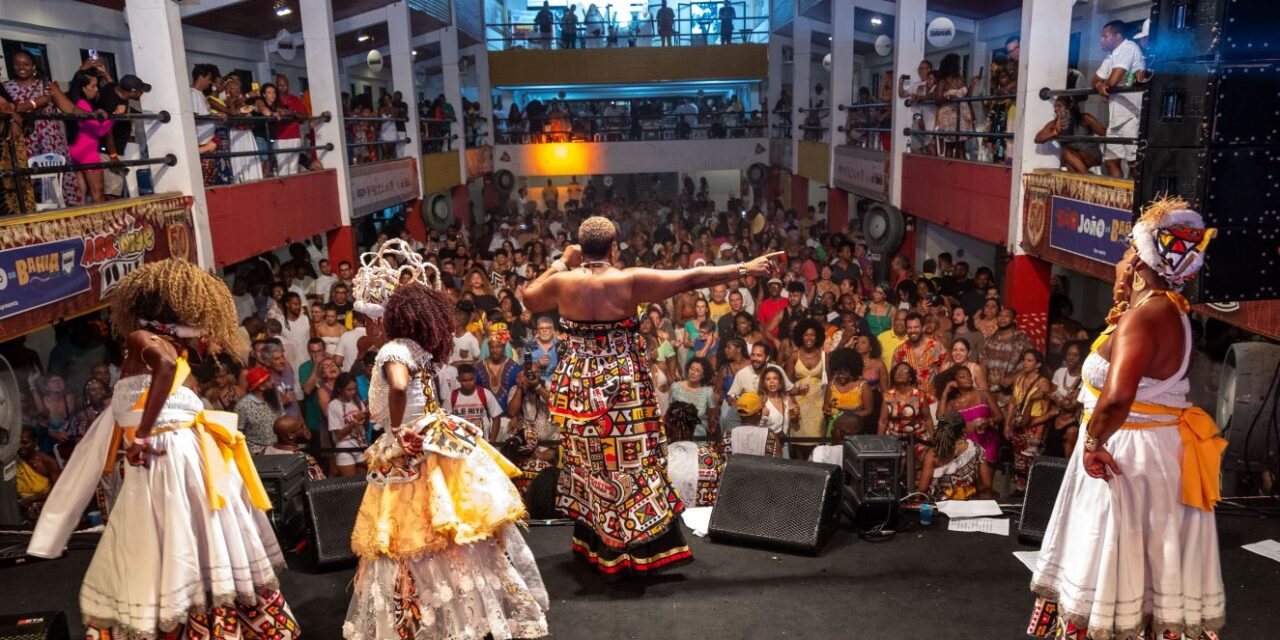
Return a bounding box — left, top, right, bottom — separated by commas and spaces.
344, 525, 548, 640
1030, 425, 1225, 639
80, 423, 285, 636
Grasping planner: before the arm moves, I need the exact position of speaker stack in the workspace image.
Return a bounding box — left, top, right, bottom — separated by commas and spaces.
708, 455, 840, 555
1137, 0, 1280, 303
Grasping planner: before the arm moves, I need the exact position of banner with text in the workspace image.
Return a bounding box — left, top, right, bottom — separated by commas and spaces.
0, 194, 194, 340
349, 158, 421, 218
1048, 195, 1132, 265
833, 145, 889, 201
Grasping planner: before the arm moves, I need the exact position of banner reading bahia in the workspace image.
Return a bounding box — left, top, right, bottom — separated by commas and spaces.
0, 238, 90, 320
1048, 196, 1133, 265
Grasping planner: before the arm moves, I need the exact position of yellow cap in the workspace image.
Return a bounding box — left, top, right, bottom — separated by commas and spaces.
735, 391, 763, 416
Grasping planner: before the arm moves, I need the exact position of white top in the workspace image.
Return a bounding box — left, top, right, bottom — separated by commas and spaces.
674, 102, 699, 125
369, 338, 433, 432
1079, 313, 1192, 424
450, 332, 481, 363
759, 396, 788, 435
191, 88, 215, 144
443, 387, 502, 434
327, 397, 367, 449
1051, 367, 1082, 402
1095, 39, 1145, 121
336, 327, 367, 372
728, 364, 794, 398
312, 274, 338, 302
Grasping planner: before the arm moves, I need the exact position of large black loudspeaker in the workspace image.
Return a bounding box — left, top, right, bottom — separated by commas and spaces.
1136, 0, 1280, 304
252, 454, 308, 545
708, 455, 840, 555
0, 611, 70, 640
1017, 457, 1069, 545
302, 476, 367, 569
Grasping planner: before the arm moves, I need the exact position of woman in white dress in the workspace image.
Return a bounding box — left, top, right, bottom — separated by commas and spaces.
28, 258, 298, 639
343, 241, 547, 640
1028, 198, 1226, 640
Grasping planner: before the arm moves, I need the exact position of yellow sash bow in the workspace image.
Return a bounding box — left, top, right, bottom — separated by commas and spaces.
1084, 379, 1226, 513
105, 358, 272, 512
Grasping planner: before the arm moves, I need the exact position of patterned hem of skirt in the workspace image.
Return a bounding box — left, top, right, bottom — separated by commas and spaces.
570, 523, 694, 580
1029, 587, 1224, 640
342, 619, 549, 640
83, 579, 285, 640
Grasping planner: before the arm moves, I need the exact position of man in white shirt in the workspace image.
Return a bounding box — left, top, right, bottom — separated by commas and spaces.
1094, 20, 1145, 178
190, 64, 218, 148
335, 313, 367, 372
722, 343, 792, 432
450, 308, 481, 364
278, 292, 312, 372
312, 259, 338, 303
444, 364, 504, 440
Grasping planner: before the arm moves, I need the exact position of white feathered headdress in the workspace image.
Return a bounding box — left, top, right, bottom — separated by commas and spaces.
351, 239, 442, 319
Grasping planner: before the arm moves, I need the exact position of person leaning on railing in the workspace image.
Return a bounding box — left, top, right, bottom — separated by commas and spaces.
1033, 96, 1106, 174
0, 84, 37, 216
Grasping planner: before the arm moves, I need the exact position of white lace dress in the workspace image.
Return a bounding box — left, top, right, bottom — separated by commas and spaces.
1029, 314, 1225, 639
30, 371, 292, 639
343, 338, 549, 640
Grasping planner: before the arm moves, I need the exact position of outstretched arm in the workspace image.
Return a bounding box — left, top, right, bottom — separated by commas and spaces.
628, 251, 783, 305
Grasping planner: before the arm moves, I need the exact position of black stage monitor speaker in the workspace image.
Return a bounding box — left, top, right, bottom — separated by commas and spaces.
1139, 61, 1280, 149
253, 454, 309, 545
0, 611, 70, 640
1149, 0, 1280, 63
708, 455, 840, 555
1017, 456, 1070, 546
1217, 342, 1280, 473
302, 475, 367, 569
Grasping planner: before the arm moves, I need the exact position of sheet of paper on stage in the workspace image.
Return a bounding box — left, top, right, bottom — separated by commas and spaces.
1014, 550, 1040, 571
1242, 539, 1280, 564
681, 506, 714, 537
948, 517, 1010, 536
936, 499, 1002, 518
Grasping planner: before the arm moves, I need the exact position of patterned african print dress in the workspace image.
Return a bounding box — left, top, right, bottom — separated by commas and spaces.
344, 339, 548, 640
550, 317, 694, 578
3, 79, 84, 206
28, 359, 299, 640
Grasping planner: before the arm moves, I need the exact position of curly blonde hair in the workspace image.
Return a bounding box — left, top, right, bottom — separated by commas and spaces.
110, 258, 247, 358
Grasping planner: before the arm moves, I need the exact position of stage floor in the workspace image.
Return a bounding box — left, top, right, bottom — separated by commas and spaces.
3, 513, 1278, 639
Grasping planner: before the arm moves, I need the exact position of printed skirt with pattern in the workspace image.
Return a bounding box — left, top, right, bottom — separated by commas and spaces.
550, 317, 693, 577
87, 588, 299, 640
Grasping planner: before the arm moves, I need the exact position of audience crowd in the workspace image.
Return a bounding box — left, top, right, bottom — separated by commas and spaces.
6, 173, 1104, 525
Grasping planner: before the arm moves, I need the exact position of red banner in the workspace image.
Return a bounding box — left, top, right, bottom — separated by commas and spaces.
0, 194, 195, 340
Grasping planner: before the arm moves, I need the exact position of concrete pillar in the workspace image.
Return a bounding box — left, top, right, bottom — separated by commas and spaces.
791, 16, 813, 167
767, 35, 785, 135
257, 41, 274, 90
828, 0, 855, 179
790, 174, 809, 213
388, 0, 424, 195
124, 0, 214, 267
472, 45, 494, 147
888, 0, 926, 209
1003, 0, 1072, 348
827, 187, 849, 233
441, 27, 467, 180
300, 0, 354, 227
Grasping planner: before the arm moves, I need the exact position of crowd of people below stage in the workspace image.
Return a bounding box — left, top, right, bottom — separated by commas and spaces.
7, 179, 1111, 524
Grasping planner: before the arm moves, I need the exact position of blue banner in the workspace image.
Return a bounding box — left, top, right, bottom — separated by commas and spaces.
0, 238, 90, 320
1048, 196, 1133, 265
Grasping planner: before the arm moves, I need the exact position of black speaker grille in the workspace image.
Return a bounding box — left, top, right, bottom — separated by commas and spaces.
708, 455, 839, 555
303, 476, 367, 568
1017, 456, 1070, 545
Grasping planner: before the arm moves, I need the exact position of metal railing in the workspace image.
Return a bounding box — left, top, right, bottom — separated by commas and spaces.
195, 112, 333, 183
486, 13, 768, 51
493, 109, 766, 144
897, 92, 1019, 163
343, 115, 410, 165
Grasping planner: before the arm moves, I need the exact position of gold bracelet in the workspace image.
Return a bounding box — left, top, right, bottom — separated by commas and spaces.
1083, 432, 1101, 452
737, 263, 748, 279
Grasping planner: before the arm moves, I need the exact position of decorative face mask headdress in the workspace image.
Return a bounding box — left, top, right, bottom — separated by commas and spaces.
352, 239, 442, 319
1130, 197, 1216, 291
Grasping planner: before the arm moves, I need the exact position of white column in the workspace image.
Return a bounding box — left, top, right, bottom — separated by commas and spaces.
791, 16, 812, 166
257, 41, 274, 90
1006, 0, 1072, 249
300, 0, 354, 226
440, 26, 466, 178
472, 45, 494, 147
828, 0, 856, 179
888, 0, 926, 209
388, 1, 424, 193
124, 0, 214, 267
767, 34, 786, 136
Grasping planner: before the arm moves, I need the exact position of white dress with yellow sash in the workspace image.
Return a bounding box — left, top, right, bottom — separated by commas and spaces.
30, 367, 286, 637
1030, 313, 1226, 639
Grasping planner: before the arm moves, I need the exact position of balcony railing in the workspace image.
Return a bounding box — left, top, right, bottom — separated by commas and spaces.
493, 109, 767, 144
486, 10, 767, 51
902, 92, 1017, 164
837, 101, 892, 150
195, 112, 332, 185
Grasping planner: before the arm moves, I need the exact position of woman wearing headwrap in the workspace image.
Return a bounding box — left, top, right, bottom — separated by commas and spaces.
1028, 198, 1226, 640
343, 240, 548, 640
28, 259, 299, 640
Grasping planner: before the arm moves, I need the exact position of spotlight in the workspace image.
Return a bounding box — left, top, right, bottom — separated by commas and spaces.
412, 50, 418, 56
871, 16, 883, 26
358, 33, 371, 42
274, 1, 292, 17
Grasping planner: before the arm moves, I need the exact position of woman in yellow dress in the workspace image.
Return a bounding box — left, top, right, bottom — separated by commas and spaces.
823, 348, 873, 444
787, 318, 827, 459
343, 242, 547, 640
